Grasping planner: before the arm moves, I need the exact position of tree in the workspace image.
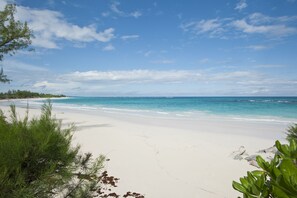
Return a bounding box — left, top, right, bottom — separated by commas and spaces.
0, 4, 32, 60
0, 67, 10, 83
0, 4, 32, 82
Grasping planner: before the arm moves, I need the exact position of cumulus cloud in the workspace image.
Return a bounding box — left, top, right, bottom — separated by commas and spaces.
235, 0, 248, 11
6, 4, 115, 48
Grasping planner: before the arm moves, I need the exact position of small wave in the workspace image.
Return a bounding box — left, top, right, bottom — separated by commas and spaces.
156, 111, 169, 115
100, 107, 151, 114
277, 100, 289, 103
175, 114, 187, 117
261, 100, 271, 102
232, 117, 294, 123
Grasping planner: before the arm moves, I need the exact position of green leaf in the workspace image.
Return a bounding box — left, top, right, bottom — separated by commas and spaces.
289, 139, 297, 151
232, 181, 247, 194
256, 156, 270, 172
240, 177, 250, 189
252, 170, 265, 177
272, 185, 290, 198
276, 140, 290, 157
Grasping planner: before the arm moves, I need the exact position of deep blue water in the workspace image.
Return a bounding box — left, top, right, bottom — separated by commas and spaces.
50, 97, 297, 119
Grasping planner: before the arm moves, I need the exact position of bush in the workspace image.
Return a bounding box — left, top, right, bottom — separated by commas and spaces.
0, 102, 143, 198
233, 125, 297, 198
286, 124, 297, 142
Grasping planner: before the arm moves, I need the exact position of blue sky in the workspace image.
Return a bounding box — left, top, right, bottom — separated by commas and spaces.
0, 0, 296, 96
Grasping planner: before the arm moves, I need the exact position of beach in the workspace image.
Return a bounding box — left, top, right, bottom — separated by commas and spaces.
0, 100, 293, 198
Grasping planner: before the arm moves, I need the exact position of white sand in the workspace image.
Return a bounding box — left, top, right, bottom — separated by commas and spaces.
0, 101, 293, 198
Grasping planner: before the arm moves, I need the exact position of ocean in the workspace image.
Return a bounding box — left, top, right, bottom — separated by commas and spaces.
34, 96, 297, 122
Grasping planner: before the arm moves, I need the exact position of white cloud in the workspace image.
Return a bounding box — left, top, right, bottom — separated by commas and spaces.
33, 81, 61, 89
211, 71, 256, 81
109, 2, 142, 18
249, 13, 297, 24
121, 35, 140, 40
32, 80, 85, 94
60, 70, 202, 83
3, 63, 296, 96
232, 19, 297, 37
232, 13, 297, 37
59, 69, 263, 85
130, 11, 142, 18
102, 44, 115, 51
101, 12, 110, 17
110, 2, 124, 15
9, 4, 115, 49
43, 69, 296, 96
182, 13, 297, 39
235, 0, 248, 11
181, 19, 223, 37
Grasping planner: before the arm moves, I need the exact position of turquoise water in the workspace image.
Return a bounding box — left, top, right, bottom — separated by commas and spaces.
49, 97, 297, 119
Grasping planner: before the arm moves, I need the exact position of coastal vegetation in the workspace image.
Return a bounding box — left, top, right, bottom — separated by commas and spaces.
0, 4, 32, 82
0, 102, 144, 197
0, 5, 144, 197
0, 90, 66, 99
233, 125, 297, 197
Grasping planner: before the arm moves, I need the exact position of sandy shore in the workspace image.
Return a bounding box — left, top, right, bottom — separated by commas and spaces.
0, 101, 293, 198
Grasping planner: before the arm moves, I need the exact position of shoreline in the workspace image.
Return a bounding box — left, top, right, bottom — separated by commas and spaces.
0, 100, 293, 197
2, 97, 296, 125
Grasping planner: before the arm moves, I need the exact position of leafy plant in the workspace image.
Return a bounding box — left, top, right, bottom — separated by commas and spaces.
233, 125, 297, 198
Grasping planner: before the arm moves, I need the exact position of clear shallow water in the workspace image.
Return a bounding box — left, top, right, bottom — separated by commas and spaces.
46, 97, 297, 120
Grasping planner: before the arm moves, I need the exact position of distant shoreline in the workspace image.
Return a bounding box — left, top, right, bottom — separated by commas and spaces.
0, 96, 69, 102
0, 90, 66, 100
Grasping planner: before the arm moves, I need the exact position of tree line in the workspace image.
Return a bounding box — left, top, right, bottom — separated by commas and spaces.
0, 89, 66, 99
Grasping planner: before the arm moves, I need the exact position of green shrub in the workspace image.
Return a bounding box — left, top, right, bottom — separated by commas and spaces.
286, 124, 297, 142
0, 102, 144, 198
233, 125, 297, 198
